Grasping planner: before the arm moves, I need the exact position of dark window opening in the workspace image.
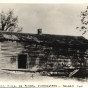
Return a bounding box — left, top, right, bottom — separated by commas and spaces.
18, 54, 27, 69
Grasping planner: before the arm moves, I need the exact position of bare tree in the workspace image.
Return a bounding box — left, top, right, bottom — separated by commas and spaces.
0, 10, 22, 32
76, 6, 88, 35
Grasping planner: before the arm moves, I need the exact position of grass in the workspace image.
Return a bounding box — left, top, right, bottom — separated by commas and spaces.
0, 70, 88, 85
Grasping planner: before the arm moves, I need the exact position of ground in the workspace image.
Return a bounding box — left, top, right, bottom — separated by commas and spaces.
0, 70, 87, 88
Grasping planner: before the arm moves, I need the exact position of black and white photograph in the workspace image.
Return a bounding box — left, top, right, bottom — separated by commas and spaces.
0, 2, 88, 88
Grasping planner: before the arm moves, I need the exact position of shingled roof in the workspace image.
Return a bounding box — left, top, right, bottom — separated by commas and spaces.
0, 31, 88, 47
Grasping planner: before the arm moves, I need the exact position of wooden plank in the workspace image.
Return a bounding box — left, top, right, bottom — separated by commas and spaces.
1, 68, 36, 73
69, 69, 79, 77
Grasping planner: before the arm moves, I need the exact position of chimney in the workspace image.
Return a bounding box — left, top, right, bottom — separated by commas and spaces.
38, 28, 42, 35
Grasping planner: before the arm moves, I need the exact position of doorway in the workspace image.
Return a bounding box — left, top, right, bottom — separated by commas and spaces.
18, 54, 27, 69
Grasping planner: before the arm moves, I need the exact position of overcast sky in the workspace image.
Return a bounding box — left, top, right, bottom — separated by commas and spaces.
0, 4, 88, 38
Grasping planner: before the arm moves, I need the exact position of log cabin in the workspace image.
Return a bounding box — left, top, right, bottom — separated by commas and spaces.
0, 29, 88, 76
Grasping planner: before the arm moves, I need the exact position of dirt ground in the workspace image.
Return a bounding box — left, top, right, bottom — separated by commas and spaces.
0, 70, 88, 88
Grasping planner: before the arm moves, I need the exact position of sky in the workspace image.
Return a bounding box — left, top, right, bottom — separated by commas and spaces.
0, 4, 88, 38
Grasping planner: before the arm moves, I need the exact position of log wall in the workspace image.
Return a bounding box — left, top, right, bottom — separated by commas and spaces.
0, 41, 24, 69
0, 41, 87, 71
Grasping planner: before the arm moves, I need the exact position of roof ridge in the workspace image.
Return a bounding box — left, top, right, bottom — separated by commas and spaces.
0, 31, 83, 37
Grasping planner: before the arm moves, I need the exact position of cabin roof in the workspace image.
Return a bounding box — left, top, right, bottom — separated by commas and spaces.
0, 31, 88, 46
